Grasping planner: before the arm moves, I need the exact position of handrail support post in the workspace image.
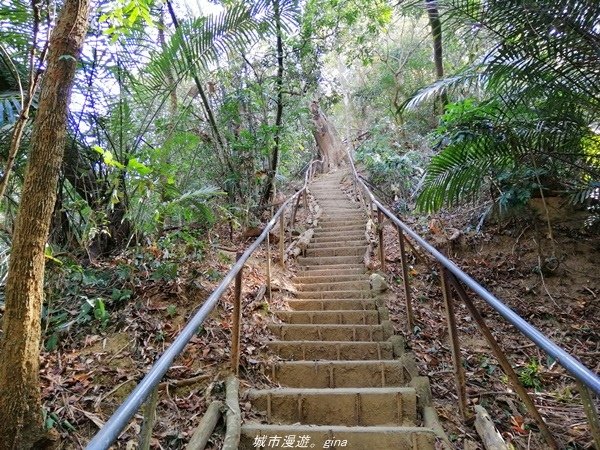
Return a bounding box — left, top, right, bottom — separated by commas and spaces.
266, 233, 272, 299
377, 208, 385, 272
577, 381, 600, 448
440, 265, 469, 421
279, 212, 285, 267
397, 226, 414, 332
231, 252, 244, 375
138, 386, 159, 450
448, 275, 558, 449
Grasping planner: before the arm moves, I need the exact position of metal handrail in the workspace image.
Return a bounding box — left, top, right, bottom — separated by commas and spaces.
86, 159, 322, 449
346, 152, 600, 395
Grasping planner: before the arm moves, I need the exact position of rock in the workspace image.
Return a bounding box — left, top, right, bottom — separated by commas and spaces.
369, 272, 388, 293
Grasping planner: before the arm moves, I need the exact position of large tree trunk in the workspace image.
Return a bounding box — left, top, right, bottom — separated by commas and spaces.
0, 0, 90, 447
310, 101, 347, 172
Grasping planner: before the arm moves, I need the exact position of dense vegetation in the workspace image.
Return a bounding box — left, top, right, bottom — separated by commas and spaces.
0, 0, 598, 447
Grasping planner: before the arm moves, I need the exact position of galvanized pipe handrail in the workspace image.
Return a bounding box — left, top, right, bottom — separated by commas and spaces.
347, 151, 600, 395
86, 159, 322, 449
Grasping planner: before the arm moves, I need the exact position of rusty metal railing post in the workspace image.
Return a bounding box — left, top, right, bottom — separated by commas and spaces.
231, 252, 243, 375
138, 386, 159, 450
448, 275, 558, 448
577, 381, 600, 448
266, 233, 272, 299
439, 265, 469, 421
279, 210, 285, 267
289, 193, 301, 242
397, 226, 414, 332
377, 208, 385, 272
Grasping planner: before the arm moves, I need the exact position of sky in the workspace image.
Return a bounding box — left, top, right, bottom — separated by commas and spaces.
183, 0, 224, 17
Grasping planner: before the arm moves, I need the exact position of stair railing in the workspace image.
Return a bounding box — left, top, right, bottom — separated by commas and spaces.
86, 159, 323, 450
346, 151, 600, 449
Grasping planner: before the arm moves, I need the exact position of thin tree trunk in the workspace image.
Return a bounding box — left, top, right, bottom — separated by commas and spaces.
0, 1, 47, 200
165, 0, 243, 198
425, 0, 448, 109
158, 7, 178, 114
0, 0, 90, 447
261, 0, 285, 206
165, 0, 223, 148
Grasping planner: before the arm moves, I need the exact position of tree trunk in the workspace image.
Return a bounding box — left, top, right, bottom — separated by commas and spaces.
0, 0, 90, 447
260, 0, 285, 207
310, 101, 347, 172
425, 0, 448, 109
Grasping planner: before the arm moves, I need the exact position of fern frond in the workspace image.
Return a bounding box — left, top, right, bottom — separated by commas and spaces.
401, 68, 486, 111
0, 91, 22, 128
144, 3, 264, 94
168, 186, 225, 205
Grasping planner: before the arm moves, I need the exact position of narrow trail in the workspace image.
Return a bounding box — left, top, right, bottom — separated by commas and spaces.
240, 171, 444, 449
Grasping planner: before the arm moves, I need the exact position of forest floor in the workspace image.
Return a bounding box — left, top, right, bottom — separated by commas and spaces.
377, 198, 600, 450
35, 215, 308, 449
10, 179, 598, 449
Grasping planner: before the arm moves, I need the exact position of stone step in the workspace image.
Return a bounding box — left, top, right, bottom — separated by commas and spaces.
298, 255, 363, 266
316, 224, 365, 232
318, 212, 364, 218
294, 274, 369, 284
312, 228, 365, 236
299, 266, 366, 276
311, 234, 365, 244
266, 340, 395, 360
296, 280, 370, 292
269, 360, 410, 388
295, 289, 373, 299
247, 387, 418, 426
240, 424, 437, 450
311, 195, 350, 200
318, 209, 362, 215
268, 323, 391, 342
305, 245, 366, 258
318, 219, 365, 226
308, 240, 367, 249
285, 298, 380, 311
274, 309, 380, 324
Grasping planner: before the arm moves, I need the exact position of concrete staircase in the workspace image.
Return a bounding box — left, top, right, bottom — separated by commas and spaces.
241, 171, 442, 449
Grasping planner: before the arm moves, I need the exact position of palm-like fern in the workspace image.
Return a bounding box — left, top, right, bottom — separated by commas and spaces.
143, 1, 299, 94
403, 0, 600, 212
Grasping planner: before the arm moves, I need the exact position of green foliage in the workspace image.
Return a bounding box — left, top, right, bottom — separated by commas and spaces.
355, 133, 427, 209
150, 261, 178, 281
166, 304, 177, 317
99, 0, 154, 38
42, 408, 76, 433
406, 0, 600, 213
302, 0, 393, 64
144, 2, 281, 94
416, 94, 598, 212
519, 358, 543, 392
41, 260, 136, 349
